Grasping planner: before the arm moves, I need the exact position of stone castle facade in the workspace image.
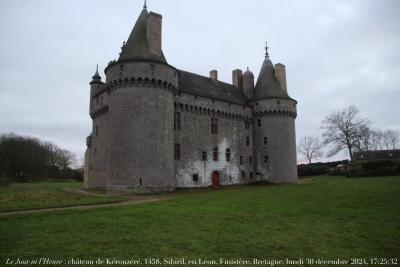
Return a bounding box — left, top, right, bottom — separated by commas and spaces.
84, 4, 298, 193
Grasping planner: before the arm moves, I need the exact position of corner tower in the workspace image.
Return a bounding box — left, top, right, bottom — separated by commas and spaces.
251, 44, 297, 183
101, 4, 178, 193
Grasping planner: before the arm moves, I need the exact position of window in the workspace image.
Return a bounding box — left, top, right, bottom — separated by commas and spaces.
250, 172, 253, 180
174, 143, 181, 160
202, 151, 207, 161
139, 178, 142, 186
211, 118, 218, 134
264, 156, 269, 164
263, 137, 268, 145
246, 136, 250, 146
95, 126, 99, 137
249, 156, 253, 165
241, 171, 246, 180
257, 119, 261, 127
226, 148, 231, 162
240, 156, 243, 165
245, 121, 250, 130
192, 174, 199, 182
174, 112, 181, 130
213, 147, 218, 161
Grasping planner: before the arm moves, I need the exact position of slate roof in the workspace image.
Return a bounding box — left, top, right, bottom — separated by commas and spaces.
253, 57, 289, 100
178, 70, 248, 105
118, 8, 167, 64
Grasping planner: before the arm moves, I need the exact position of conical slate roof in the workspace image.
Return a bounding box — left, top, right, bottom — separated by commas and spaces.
253, 56, 288, 100
90, 65, 102, 83
118, 8, 167, 63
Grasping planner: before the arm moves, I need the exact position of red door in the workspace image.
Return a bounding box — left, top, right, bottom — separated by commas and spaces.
211, 171, 219, 189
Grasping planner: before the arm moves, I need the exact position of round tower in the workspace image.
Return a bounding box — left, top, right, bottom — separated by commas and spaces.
250, 44, 297, 183
242, 67, 254, 99
103, 6, 178, 193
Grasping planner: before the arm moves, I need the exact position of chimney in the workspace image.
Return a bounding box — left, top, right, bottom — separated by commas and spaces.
232, 69, 243, 89
147, 12, 162, 57
210, 70, 218, 81
275, 63, 287, 91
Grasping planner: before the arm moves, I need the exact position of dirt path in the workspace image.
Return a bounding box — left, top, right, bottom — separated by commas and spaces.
0, 196, 168, 218
61, 187, 117, 197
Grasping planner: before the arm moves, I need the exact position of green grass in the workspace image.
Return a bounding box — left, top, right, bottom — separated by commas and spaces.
0, 181, 126, 212
0, 176, 399, 266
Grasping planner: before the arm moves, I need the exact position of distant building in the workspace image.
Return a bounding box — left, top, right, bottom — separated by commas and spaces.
84, 3, 298, 193
353, 150, 400, 161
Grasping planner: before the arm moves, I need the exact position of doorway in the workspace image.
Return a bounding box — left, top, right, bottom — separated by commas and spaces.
211, 171, 219, 189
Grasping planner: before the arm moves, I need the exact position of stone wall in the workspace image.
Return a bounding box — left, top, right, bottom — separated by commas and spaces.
174, 92, 254, 188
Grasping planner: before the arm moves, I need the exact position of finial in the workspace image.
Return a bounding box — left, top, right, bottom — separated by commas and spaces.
264, 41, 269, 58
143, 0, 147, 9
94, 64, 100, 76
247, 66, 249, 71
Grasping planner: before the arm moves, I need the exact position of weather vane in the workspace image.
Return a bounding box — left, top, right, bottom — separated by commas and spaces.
265, 41, 269, 58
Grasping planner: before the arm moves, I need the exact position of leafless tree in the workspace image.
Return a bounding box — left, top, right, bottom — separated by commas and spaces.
298, 136, 323, 164
370, 129, 383, 150
321, 106, 370, 161
354, 124, 372, 152
383, 129, 399, 149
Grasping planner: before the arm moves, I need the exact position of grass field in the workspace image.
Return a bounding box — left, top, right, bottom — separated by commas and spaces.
0, 176, 399, 266
0, 181, 126, 212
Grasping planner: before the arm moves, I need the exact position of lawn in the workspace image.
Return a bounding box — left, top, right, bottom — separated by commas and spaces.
0, 181, 126, 212
0, 176, 399, 266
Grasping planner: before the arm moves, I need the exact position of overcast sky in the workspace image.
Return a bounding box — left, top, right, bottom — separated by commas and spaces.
1, 0, 399, 164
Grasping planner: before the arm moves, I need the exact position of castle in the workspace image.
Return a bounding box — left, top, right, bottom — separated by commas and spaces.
84, 3, 298, 193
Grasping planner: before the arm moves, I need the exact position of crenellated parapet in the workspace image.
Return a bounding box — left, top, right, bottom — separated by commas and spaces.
174, 102, 253, 123
106, 76, 177, 95
251, 98, 297, 118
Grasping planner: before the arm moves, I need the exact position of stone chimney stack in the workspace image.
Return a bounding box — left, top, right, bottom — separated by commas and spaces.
147, 12, 162, 57
210, 70, 218, 81
232, 69, 243, 89
275, 63, 287, 91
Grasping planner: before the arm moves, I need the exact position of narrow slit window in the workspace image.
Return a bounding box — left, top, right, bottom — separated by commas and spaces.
264, 137, 268, 145
174, 112, 181, 130
211, 118, 218, 134
202, 151, 207, 161
226, 148, 231, 162
174, 143, 181, 160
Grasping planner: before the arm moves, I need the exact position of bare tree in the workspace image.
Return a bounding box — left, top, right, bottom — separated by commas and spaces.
370, 129, 383, 150
354, 124, 372, 152
321, 106, 370, 161
384, 129, 399, 149
298, 136, 323, 164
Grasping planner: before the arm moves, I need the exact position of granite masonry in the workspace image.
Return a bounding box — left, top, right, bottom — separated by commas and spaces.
84, 4, 298, 193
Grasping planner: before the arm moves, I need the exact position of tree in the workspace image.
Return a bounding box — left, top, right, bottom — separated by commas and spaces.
370, 129, 384, 150
382, 129, 399, 150
321, 106, 370, 161
298, 136, 323, 164
354, 124, 372, 152
0, 133, 77, 182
